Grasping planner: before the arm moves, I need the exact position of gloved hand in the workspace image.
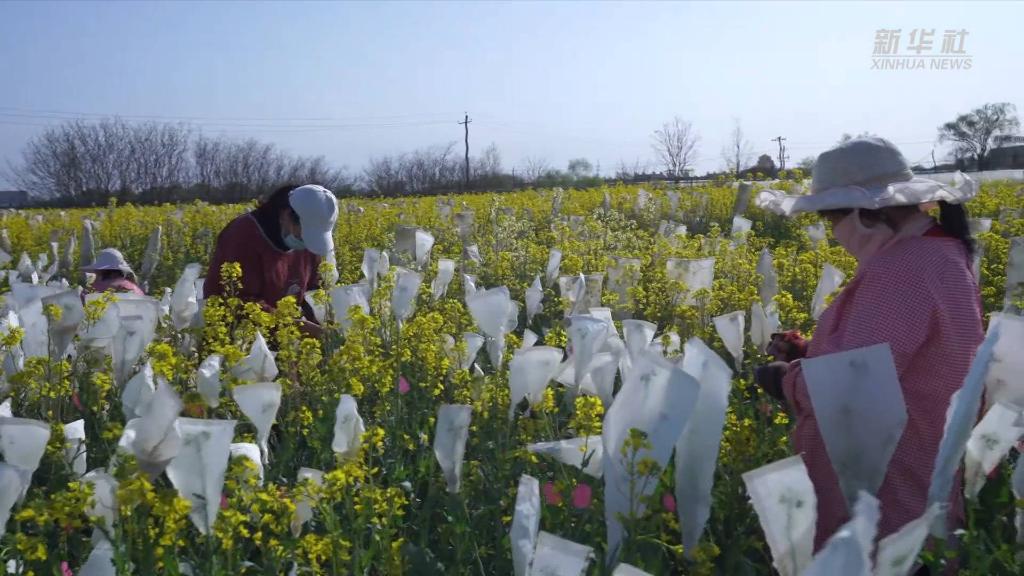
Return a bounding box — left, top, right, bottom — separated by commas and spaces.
754, 361, 790, 402
766, 330, 808, 362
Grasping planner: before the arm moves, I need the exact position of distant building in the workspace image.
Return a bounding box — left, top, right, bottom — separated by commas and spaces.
0, 190, 29, 208
988, 145, 1024, 170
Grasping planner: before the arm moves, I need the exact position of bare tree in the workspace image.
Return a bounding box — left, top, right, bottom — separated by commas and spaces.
191, 136, 279, 196
188, 135, 353, 199
12, 119, 193, 199
472, 143, 502, 180
282, 154, 352, 191
938, 102, 1020, 170
191, 135, 222, 187
403, 143, 459, 193
10, 118, 353, 202
522, 157, 551, 183
614, 160, 632, 180
363, 154, 405, 196
652, 117, 699, 178
614, 158, 649, 180
469, 143, 505, 189
721, 119, 753, 174
140, 122, 192, 191
362, 143, 460, 196
10, 127, 80, 199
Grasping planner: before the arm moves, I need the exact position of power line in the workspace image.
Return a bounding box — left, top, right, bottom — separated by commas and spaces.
0, 104, 953, 168
473, 120, 649, 147
0, 111, 456, 132
0, 105, 459, 125
0, 119, 66, 128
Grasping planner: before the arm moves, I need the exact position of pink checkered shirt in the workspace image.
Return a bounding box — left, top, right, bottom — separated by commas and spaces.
782, 230, 983, 550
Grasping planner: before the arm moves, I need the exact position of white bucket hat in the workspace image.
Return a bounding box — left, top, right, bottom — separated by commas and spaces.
81, 248, 135, 276
755, 137, 978, 216
288, 184, 338, 257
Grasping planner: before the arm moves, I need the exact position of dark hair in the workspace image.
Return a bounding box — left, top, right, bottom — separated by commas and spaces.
96, 269, 126, 281
252, 184, 299, 251
938, 201, 975, 257
259, 184, 299, 217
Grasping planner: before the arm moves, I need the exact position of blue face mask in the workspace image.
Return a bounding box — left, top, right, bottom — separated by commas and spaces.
284, 233, 306, 251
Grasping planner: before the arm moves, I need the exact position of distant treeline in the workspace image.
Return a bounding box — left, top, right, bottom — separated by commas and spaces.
6, 118, 737, 208
3, 119, 599, 206
7, 119, 354, 206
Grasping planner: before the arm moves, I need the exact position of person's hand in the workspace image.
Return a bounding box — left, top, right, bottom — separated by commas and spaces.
766, 330, 808, 362
754, 361, 790, 402
298, 319, 324, 339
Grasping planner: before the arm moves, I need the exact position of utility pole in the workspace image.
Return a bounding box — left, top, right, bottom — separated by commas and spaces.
771, 136, 787, 171
459, 113, 472, 190
931, 149, 937, 170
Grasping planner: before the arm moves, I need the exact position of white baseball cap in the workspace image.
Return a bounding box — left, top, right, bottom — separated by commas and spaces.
755, 137, 977, 216
288, 185, 338, 256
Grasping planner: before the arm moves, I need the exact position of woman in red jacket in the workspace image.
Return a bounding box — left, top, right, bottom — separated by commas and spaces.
204, 183, 338, 337
754, 137, 982, 559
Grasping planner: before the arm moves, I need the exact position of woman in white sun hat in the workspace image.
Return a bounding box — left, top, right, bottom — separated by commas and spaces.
753, 137, 983, 562
205, 183, 338, 337
82, 248, 145, 296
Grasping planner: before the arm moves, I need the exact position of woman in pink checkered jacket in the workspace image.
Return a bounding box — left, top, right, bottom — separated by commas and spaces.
754, 137, 984, 561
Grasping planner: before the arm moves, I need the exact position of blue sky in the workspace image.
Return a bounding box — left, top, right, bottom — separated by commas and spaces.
1, 1, 1021, 186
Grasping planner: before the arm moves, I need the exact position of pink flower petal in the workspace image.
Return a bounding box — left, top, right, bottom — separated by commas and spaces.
662, 492, 676, 513
571, 483, 592, 509
398, 375, 411, 394
542, 481, 562, 506
61, 562, 73, 576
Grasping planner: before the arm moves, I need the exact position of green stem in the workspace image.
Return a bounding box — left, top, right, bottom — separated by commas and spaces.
460, 497, 487, 576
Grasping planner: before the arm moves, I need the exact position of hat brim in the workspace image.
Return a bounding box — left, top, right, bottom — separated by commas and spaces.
754, 172, 978, 217
304, 229, 334, 257
81, 263, 133, 274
